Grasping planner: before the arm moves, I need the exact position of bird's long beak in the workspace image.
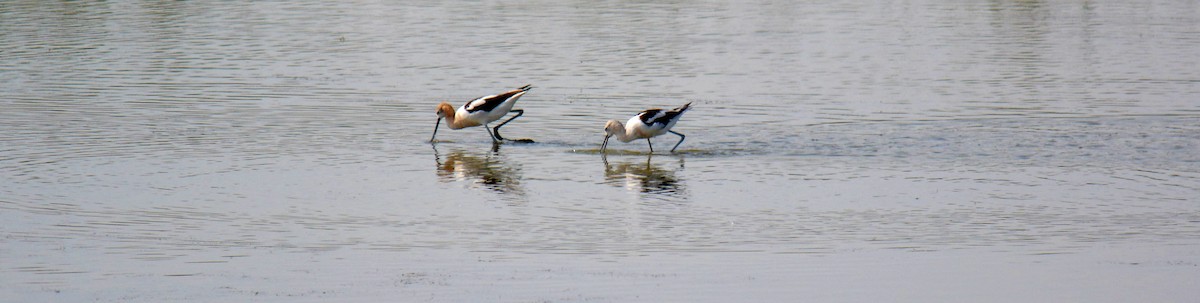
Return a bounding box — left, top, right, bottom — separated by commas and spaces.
431, 117, 442, 143
601, 134, 611, 153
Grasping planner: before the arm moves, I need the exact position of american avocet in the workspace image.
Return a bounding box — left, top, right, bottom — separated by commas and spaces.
431, 84, 532, 143
602, 102, 692, 153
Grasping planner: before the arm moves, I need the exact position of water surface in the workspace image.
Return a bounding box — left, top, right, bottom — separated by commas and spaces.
3, 1, 1199, 302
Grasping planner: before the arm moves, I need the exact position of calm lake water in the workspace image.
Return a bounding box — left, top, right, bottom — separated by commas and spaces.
3, 0, 1200, 302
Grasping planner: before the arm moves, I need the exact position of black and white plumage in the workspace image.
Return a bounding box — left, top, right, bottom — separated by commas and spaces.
602, 102, 692, 153
432, 84, 532, 143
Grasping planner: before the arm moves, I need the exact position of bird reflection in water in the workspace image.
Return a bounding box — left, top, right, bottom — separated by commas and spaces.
602, 154, 685, 197
432, 143, 524, 196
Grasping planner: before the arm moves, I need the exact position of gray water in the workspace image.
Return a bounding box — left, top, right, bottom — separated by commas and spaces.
3, 1, 1200, 302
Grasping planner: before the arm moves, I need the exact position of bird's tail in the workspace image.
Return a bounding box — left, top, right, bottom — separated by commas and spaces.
518, 84, 533, 91
673, 102, 693, 113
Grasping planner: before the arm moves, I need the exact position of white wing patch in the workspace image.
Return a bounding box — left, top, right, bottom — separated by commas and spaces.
463, 95, 494, 112
636, 109, 667, 126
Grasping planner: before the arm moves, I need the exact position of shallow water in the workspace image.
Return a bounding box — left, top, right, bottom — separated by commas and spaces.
3, 1, 1200, 302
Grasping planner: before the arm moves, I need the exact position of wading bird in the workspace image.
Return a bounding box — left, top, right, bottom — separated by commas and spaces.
431, 84, 532, 143
602, 102, 692, 153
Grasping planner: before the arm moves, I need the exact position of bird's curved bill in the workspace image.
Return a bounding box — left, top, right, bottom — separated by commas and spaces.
430, 117, 442, 142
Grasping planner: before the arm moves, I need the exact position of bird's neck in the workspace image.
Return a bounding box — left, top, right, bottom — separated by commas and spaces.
614, 125, 637, 143
445, 113, 481, 129
443, 113, 462, 129
616, 134, 636, 143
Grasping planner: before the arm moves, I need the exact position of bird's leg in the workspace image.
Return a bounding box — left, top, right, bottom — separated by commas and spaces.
646, 138, 654, 154
484, 124, 500, 143
492, 109, 524, 141
669, 130, 686, 153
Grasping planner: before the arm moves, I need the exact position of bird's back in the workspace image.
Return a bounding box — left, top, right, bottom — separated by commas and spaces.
630, 103, 690, 138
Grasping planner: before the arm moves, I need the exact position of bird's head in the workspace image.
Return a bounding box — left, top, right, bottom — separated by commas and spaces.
435, 102, 455, 118
603, 119, 624, 137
